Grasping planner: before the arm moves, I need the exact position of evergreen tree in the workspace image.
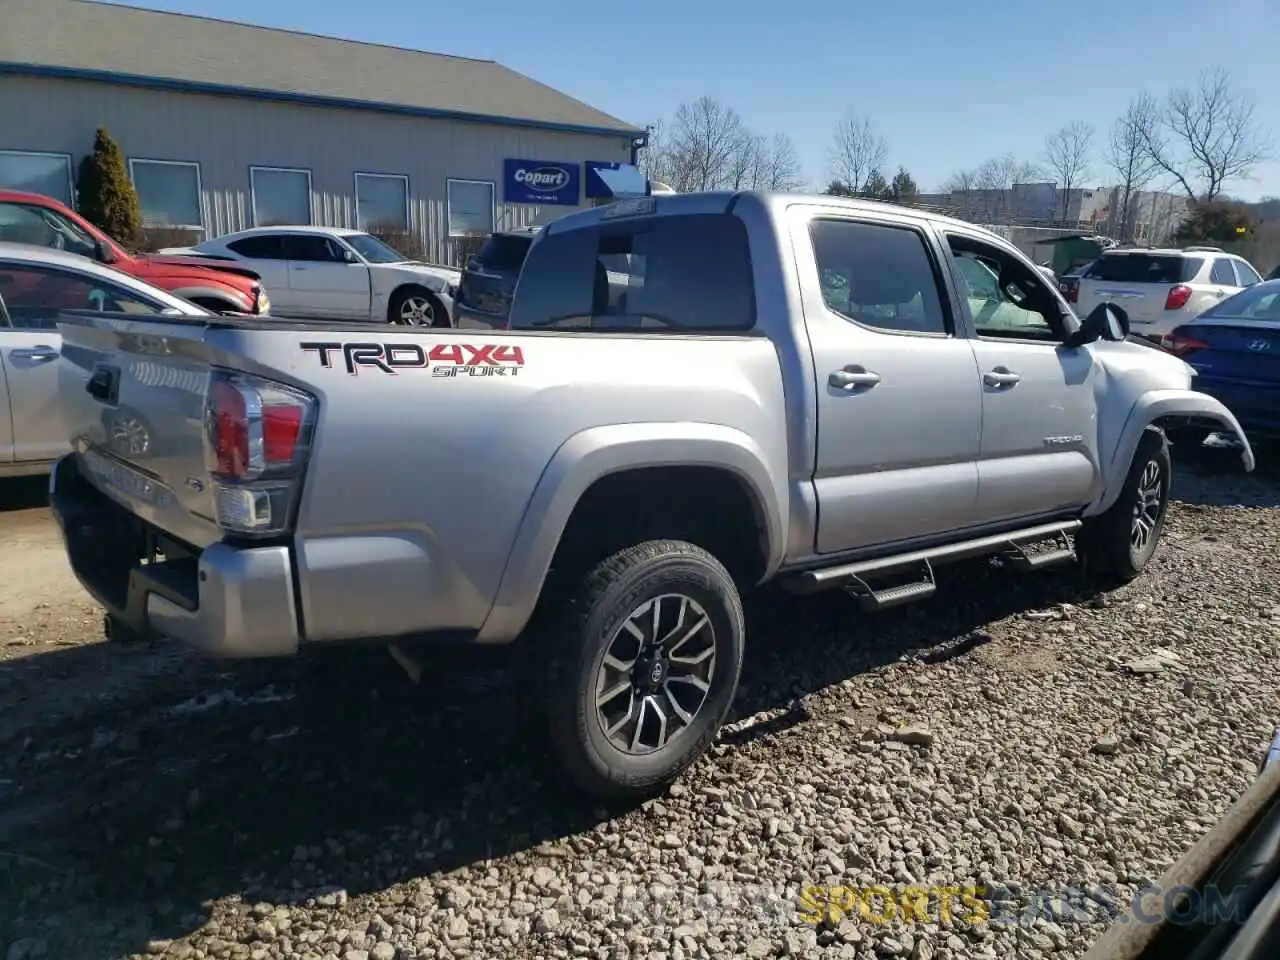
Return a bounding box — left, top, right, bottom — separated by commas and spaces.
77, 127, 142, 249
862, 169, 891, 200
890, 167, 919, 205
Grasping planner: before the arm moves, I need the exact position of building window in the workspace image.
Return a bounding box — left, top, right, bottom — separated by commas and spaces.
129, 158, 203, 231
0, 151, 74, 207
355, 173, 409, 233
447, 179, 495, 238
250, 166, 312, 226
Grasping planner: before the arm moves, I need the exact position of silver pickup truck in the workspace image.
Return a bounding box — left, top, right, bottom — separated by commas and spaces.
50, 191, 1254, 799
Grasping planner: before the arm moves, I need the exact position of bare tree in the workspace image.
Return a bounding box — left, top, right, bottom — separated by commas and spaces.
827, 113, 888, 195
754, 133, 806, 191
665, 96, 752, 192
1105, 95, 1161, 241
942, 168, 978, 218
1043, 121, 1094, 219
1138, 67, 1273, 202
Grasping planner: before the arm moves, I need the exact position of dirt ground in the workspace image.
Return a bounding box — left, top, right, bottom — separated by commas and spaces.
0, 477, 100, 651
0, 451, 1278, 960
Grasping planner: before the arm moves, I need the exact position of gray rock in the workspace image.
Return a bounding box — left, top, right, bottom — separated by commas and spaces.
371, 944, 397, 960
535, 909, 561, 934
1093, 734, 1122, 755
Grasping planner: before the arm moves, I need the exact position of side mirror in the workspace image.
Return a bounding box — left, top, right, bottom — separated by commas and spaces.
94, 240, 117, 264
1067, 303, 1130, 347
343, 249, 359, 264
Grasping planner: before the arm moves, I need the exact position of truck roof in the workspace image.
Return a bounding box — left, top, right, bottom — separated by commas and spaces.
542, 190, 1023, 252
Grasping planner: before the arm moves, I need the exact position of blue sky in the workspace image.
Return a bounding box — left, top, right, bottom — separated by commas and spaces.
97, 0, 1279, 200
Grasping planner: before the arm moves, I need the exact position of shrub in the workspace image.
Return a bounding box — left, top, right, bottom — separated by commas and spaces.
76, 127, 142, 250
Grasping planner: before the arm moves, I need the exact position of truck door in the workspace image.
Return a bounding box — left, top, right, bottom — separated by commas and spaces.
796, 210, 983, 553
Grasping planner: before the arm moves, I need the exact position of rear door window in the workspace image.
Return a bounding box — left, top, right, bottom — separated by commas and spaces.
508, 214, 755, 332
1086, 254, 1202, 284
228, 235, 285, 259
1210, 259, 1237, 285
283, 235, 345, 263
1232, 260, 1262, 287
810, 218, 951, 336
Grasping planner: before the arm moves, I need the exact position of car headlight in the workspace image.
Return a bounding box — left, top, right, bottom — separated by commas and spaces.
256, 287, 272, 314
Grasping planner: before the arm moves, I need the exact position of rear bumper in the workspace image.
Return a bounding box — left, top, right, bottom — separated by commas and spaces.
49, 453, 301, 657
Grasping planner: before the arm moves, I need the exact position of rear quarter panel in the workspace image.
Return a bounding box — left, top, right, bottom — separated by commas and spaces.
230, 329, 791, 643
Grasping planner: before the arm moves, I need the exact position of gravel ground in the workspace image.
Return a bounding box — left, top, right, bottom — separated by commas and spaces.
0, 449, 1278, 960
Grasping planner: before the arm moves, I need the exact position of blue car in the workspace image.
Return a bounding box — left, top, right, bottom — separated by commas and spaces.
1162, 279, 1280, 442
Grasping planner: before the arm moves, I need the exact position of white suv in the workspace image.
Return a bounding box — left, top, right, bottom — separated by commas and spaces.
1074, 246, 1264, 340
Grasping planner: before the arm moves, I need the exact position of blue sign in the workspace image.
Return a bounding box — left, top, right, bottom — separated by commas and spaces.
503, 158, 580, 206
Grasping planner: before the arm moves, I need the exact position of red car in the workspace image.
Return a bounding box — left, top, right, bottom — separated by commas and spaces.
0, 190, 269, 315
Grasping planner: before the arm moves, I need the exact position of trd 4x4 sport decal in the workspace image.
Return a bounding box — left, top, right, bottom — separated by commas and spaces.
300, 341, 525, 377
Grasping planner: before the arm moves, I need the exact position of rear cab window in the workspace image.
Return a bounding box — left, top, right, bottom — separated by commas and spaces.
1085, 254, 1202, 284
508, 213, 755, 332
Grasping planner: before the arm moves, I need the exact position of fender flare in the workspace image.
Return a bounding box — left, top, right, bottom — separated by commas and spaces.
170, 286, 250, 311
1094, 389, 1255, 513
475, 422, 787, 644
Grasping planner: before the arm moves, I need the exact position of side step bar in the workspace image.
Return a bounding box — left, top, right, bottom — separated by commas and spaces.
793, 520, 1082, 602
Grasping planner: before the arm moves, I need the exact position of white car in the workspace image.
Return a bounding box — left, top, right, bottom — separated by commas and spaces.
161, 226, 461, 326
1075, 246, 1264, 340
0, 242, 211, 477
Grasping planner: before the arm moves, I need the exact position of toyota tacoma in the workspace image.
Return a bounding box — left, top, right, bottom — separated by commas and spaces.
49, 191, 1254, 799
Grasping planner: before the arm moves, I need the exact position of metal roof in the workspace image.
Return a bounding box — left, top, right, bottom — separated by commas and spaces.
0, 0, 644, 139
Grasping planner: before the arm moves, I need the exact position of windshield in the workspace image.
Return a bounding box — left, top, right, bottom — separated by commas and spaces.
344, 233, 408, 264
1200, 281, 1280, 321
0, 202, 99, 259
1085, 253, 1202, 284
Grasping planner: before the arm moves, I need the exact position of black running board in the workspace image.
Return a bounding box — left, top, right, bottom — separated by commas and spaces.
792, 520, 1082, 600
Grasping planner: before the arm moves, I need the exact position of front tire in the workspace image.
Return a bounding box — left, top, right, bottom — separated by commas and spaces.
388, 287, 449, 327
545, 540, 745, 800
1078, 426, 1172, 583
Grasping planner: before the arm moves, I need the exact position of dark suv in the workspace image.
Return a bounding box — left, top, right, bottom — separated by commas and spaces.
454, 227, 539, 328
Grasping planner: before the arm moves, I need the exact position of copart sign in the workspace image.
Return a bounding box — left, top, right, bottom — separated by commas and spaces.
503, 158, 580, 206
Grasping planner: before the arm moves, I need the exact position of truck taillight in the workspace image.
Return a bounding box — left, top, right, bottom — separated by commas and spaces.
205, 371, 315, 536
1165, 285, 1193, 310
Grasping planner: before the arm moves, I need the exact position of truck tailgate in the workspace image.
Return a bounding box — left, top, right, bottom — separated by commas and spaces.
59, 311, 256, 548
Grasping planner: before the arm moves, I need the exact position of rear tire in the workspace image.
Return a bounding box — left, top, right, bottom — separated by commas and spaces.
544, 540, 745, 800
1078, 427, 1172, 583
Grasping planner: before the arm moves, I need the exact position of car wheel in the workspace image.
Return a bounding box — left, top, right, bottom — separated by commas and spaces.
388, 287, 449, 327
1078, 426, 1172, 583
544, 540, 745, 800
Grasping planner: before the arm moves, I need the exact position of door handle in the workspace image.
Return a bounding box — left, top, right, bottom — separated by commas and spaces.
983, 367, 1022, 388
9, 345, 60, 363
829, 366, 881, 390
292, 266, 306, 271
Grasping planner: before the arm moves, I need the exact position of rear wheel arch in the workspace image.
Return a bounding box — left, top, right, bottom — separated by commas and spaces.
475, 425, 786, 644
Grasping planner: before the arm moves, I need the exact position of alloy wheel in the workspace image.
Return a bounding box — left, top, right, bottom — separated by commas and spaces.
594, 594, 717, 755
